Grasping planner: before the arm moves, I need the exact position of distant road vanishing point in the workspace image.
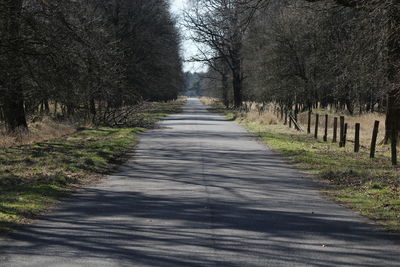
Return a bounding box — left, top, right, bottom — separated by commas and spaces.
0, 98, 399, 266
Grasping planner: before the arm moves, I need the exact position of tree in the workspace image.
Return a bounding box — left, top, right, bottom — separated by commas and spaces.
0, 0, 28, 132
306, 0, 400, 141
184, 0, 266, 108
0, 0, 183, 131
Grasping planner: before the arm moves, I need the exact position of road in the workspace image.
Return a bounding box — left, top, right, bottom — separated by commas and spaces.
0, 98, 399, 266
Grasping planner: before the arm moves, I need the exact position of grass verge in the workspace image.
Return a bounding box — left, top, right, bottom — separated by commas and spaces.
207, 100, 400, 233
0, 99, 185, 233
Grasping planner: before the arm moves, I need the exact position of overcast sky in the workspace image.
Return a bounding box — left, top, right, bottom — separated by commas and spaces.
170, 0, 207, 73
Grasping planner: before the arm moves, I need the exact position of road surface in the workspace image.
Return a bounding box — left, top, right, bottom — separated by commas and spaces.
0, 98, 399, 266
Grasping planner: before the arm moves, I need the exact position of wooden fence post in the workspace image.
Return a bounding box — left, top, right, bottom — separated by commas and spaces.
370, 120, 379, 158
339, 116, 345, 147
343, 123, 348, 147
314, 114, 319, 139
333, 117, 338, 143
354, 123, 360, 152
307, 111, 311, 134
290, 115, 304, 132
289, 112, 292, 128
280, 108, 284, 120
391, 121, 397, 165
323, 114, 328, 142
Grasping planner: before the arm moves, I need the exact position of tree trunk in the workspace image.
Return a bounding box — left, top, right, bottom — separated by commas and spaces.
90, 97, 96, 123
2, 95, 27, 132
232, 70, 242, 108
345, 99, 354, 115
231, 48, 242, 108
385, 0, 400, 141
385, 91, 400, 143
221, 73, 229, 108
67, 104, 75, 117
44, 99, 50, 114
0, 0, 27, 132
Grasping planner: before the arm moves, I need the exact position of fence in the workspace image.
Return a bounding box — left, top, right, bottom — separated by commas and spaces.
271, 108, 397, 166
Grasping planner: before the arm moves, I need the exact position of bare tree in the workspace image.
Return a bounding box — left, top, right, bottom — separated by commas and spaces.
305, 0, 400, 140
0, 0, 183, 131
184, 0, 267, 107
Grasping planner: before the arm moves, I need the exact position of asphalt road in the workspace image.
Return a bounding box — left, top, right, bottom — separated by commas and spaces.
0, 98, 399, 266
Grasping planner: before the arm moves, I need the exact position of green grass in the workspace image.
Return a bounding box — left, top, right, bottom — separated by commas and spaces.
209, 101, 400, 233
0, 99, 185, 233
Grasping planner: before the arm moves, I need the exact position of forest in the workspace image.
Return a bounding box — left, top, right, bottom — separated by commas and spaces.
0, 0, 183, 133
185, 0, 400, 144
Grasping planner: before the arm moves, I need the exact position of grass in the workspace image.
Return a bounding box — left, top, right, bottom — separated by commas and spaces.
205, 98, 400, 233
0, 118, 76, 149
296, 110, 386, 147
0, 99, 185, 233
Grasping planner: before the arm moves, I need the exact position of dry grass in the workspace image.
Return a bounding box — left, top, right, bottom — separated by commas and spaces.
205, 98, 390, 153
0, 99, 186, 149
0, 118, 77, 149
230, 100, 387, 149
296, 111, 386, 146
242, 110, 279, 125
199, 97, 219, 106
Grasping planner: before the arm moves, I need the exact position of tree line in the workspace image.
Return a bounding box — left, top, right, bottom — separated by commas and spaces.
186, 0, 400, 141
0, 0, 183, 132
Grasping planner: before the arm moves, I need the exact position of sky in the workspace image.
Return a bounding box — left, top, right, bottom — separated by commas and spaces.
170, 0, 207, 73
